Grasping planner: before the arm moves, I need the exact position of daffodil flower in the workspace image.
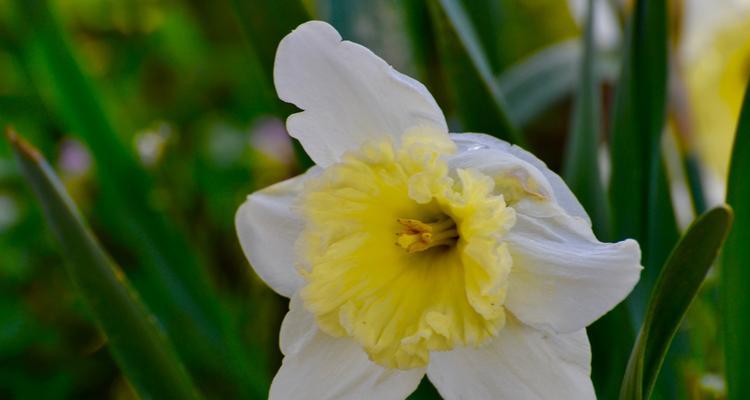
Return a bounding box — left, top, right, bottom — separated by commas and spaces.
236, 20, 642, 400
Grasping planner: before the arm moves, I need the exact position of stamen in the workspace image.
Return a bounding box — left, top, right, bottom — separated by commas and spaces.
396, 216, 458, 253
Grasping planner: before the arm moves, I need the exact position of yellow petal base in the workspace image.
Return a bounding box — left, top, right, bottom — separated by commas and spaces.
297, 130, 516, 369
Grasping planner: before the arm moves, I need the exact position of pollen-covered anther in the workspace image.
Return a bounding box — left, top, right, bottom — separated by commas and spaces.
396, 217, 458, 253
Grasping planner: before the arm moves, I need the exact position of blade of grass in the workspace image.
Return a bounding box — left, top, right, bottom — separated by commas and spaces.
399, 0, 450, 115
683, 155, 707, 213
608, 0, 681, 396
620, 206, 733, 400
563, 0, 609, 239
428, 0, 523, 145
589, 307, 636, 399
669, 59, 708, 214
562, 2, 626, 397
12, 1, 264, 395
400, 0, 437, 82
609, 0, 678, 319
496, 39, 621, 129
6, 128, 201, 400
722, 78, 750, 400
454, 0, 503, 73
498, 40, 581, 129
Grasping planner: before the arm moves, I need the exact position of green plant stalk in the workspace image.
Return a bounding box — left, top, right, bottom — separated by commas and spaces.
608, 0, 682, 396
12, 0, 264, 395
563, 0, 610, 239
7, 128, 201, 400
722, 78, 750, 400
497, 39, 587, 128
683, 154, 707, 214
563, 1, 626, 397
429, 0, 524, 145
620, 206, 733, 400
609, 0, 678, 320
399, 0, 449, 108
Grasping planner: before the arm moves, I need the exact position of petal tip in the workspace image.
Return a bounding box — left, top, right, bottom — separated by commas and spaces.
272, 19, 448, 166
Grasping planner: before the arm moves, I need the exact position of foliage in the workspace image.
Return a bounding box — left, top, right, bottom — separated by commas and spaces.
0, 0, 743, 398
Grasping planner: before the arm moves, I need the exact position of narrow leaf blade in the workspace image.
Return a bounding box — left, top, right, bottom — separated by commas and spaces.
498, 40, 581, 129
429, 0, 523, 145
563, 2, 622, 397
620, 206, 733, 400
563, 0, 609, 239
722, 79, 750, 400
12, 1, 263, 394
6, 128, 201, 400
609, 0, 678, 322
496, 38, 620, 129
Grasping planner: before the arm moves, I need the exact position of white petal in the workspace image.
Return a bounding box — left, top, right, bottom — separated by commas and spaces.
427, 317, 595, 400
275, 21, 448, 166
271, 296, 424, 400
449, 133, 640, 333
450, 133, 591, 223
504, 211, 642, 333
235, 169, 319, 297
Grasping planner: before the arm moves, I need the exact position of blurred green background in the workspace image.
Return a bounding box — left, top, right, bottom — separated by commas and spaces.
1, 0, 749, 398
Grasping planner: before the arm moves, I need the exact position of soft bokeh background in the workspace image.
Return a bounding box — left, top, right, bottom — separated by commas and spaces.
1, 0, 748, 398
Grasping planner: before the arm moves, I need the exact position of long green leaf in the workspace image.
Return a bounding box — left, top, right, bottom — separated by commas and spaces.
6, 128, 201, 400
400, 0, 436, 81
12, 1, 263, 395
609, 0, 678, 319
563, 0, 609, 239
722, 78, 750, 400
620, 206, 733, 400
498, 40, 581, 128
562, 2, 624, 397
590, 306, 636, 399
496, 39, 621, 130
670, 67, 708, 215
399, 0, 451, 115
428, 0, 523, 145
608, 0, 681, 396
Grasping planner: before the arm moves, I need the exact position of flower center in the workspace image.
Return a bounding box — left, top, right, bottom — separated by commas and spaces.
396, 217, 458, 253
296, 130, 516, 369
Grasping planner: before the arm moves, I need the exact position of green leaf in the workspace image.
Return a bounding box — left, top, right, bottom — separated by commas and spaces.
11, 1, 264, 396
589, 306, 636, 399
562, 2, 623, 397
6, 128, 201, 400
399, 0, 451, 115
498, 40, 619, 129
607, 1, 681, 396
400, 0, 436, 80
563, 0, 609, 239
620, 206, 733, 400
683, 154, 707, 214
608, 0, 678, 320
722, 78, 750, 400
428, 0, 523, 145
499, 40, 580, 128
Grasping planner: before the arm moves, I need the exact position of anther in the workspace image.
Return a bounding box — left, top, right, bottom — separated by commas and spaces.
396, 216, 458, 253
